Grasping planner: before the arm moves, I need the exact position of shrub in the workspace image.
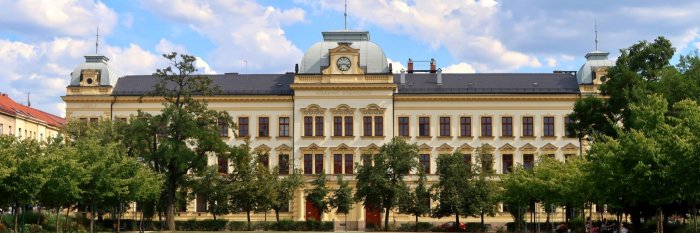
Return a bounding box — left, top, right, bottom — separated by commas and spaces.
176, 219, 227, 231
397, 222, 434, 232
466, 223, 491, 232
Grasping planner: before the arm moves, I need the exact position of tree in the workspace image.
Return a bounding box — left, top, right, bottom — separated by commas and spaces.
305, 173, 330, 221
125, 52, 233, 230
330, 175, 354, 230
432, 151, 472, 231
270, 168, 303, 222
253, 159, 278, 222
355, 137, 418, 230
398, 170, 430, 231
188, 166, 231, 220
0, 137, 46, 233
230, 143, 263, 230
472, 148, 500, 232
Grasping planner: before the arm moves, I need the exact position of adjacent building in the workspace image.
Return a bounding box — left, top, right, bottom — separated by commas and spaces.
0, 93, 64, 140
62, 30, 613, 228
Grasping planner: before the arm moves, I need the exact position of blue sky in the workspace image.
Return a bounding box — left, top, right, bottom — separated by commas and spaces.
1, 0, 699, 116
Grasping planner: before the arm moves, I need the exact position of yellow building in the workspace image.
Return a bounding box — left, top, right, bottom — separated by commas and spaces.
62, 30, 612, 229
0, 93, 64, 140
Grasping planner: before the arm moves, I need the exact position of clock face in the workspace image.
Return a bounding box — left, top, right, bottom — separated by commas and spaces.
336, 57, 351, 71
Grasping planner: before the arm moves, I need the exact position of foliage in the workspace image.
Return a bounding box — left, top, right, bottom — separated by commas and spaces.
270, 168, 303, 222
187, 166, 231, 219
398, 170, 431, 225
330, 175, 354, 216
229, 143, 267, 229
432, 151, 472, 228
124, 52, 234, 230
355, 137, 418, 230
305, 173, 330, 220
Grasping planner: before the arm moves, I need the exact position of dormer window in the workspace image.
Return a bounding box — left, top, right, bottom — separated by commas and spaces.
80, 69, 101, 86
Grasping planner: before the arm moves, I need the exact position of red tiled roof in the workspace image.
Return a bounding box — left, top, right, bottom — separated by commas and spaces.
0, 94, 65, 128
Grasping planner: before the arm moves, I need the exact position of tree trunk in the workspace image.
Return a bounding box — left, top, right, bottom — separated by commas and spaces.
63, 206, 71, 233
55, 207, 60, 233
275, 209, 280, 222
246, 210, 251, 231
165, 177, 177, 231
213, 213, 216, 220
657, 208, 664, 233
384, 207, 390, 231
13, 203, 19, 233
415, 215, 419, 232
90, 200, 95, 233
455, 211, 461, 232
117, 203, 122, 233
481, 211, 485, 232
37, 206, 42, 225
693, 204, 697, 233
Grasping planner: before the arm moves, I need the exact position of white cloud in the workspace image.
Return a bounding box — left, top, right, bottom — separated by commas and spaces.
142, 0, 306, 74
387, 58, 406, 73
195, 56, 217, 74
299, 0, 541, 71
442, 63, 476, 74
545, 58, 557, 68
0, 0, 118, 37
155, 38, 189, 55
0, 37, 163, 117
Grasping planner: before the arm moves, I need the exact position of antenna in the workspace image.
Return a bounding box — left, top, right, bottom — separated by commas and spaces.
594, 20, 599, 51
95, 25, 100, 54
344, 0, 347, 30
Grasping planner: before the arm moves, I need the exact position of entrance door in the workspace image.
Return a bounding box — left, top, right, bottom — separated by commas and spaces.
365, 207, 381, 228
305, 201, 320, 221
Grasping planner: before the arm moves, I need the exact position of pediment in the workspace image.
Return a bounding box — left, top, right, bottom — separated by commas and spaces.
458, 143, 474, 153
520, 143, 537, 151
418, 143, 433, 151
254, 144, 271, 153
302, 143, 325, 151
333, 143, 352, 151
360, 104, 386, 115
562, 143, 579, 151
479, 143, 495, 151
436, 143, 454, 152
275, 144, 291, 152
361, 143, 380, 152
301, 104, 326, 115
499, 143, 516, 151
331, 104, 355, 115
328, 43, 360, 53
541, 143, 558, 151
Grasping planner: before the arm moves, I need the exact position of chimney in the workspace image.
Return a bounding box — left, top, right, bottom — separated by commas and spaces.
295, 64, 299, 74
407, 58, 414, 74
436, 69, 442, 85
430, 58, 436, 73
400, 69, 406, 84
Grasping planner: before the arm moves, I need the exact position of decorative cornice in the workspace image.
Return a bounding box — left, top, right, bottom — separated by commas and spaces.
562, 143, 579, 152
499, 143, 516, 151
301, 143, 326, 151
275, 144, 291, 152
418, 143, 432, 152
360, 103, 386, 115
393, 94, 579, 102
332, 143, 352, 151
254, 144, 272, 154
520, 143, 537, 152
541, 143, 558, 151
360, 143, 380, 152
436, 143, 454, 152
300, 104, 326, 115
290, 83, 397, 90
458, 143, 474, 153
330, 104, 355, 115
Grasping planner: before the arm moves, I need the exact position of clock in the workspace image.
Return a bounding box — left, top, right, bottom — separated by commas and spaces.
336, 57, 351, 71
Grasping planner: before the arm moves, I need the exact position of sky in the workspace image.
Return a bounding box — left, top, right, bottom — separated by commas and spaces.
1, 0, 699, 117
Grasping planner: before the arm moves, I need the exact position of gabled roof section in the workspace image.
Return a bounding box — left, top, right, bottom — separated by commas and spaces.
0, 94, 65, 128
394, 73, 580, 94
112, 73, 295, 96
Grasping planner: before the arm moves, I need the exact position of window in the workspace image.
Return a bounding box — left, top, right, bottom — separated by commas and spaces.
218, 157, 228, 173
334, 117, 343, 136
304, 116, 313, 136
118, 117, 127, 122
344, 116, 353, 136
0, 124, 3, 134
543, 117, 555, 137
8, 126, 11, 135
315, 116, 324, 136
258, 154, 269, 168
279, 154, 289, 175
564, 117, 575, 138
374, 116, 383, 136
419, 154, 431, 174
18, 128, 21, 139
523, 154, 534, 170
522, 117, 534, 137
547, 154, 555, 159
398, 117, 409, 137
565, 154, 575, 162
258, 117, 269, 137
502, 117, 513, 137
90, 118, 98, 124
439, 117, 451, 137
481, 117, 492, 137
314, 154, 324, 174
345, 154, 353, 174
502, 154, 513, 174
460, 117, 471, 137
334, 154, 343, 174
304, 154, 313, 174
463, 154, 472, 166
362, 154, 372, 166
218, 118, 228, 137
363, 116, 372, 136
279, 117, 289, 137
238, 117, 249, 137
419, 117, 430, 137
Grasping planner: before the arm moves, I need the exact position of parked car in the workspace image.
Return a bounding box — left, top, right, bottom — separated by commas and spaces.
438, 221, 467, 232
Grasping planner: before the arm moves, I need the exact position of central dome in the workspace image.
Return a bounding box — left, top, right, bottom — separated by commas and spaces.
298, 31, 389, 74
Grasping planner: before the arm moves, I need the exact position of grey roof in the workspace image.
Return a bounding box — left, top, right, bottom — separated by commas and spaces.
112, 73, 294, 96
299, 31, 390, 74
576, 51, 615, 84
111, 72, 579, 96
69, 55, 117, 86
395, 73, 580, 94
